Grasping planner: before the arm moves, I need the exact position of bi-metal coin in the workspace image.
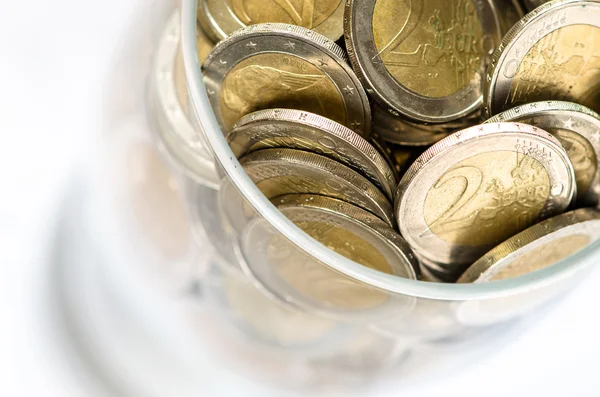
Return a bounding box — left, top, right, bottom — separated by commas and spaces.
228, 109, 397, 200
237, 203, 417, 322
197, 0, 345, 42
239, 148, 395, 226
484, 0, 600, 117
272, 194, 421, 279
395, 122, 576, 272
458, 208, 600, 282
203, 23, 371, 135
486, 101, 600, 207
345, 0, 502, 123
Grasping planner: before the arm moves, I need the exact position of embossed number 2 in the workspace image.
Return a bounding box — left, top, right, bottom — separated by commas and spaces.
375, 0, 424, 66
231, 0, 316, 28
421, 166, 483, 237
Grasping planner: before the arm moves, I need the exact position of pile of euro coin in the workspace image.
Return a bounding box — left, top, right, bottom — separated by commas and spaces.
192, 0, 600, 283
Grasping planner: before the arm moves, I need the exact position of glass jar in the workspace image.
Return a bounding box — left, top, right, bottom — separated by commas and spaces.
118, 0, 600, 393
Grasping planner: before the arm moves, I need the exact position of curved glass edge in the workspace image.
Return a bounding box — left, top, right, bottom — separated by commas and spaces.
180, 0, 600, 301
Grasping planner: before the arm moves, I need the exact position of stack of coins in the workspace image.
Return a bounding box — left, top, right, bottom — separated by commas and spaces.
190, 0, 600, 284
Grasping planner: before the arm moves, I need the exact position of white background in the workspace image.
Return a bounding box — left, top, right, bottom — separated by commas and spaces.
1, 0, 599, 395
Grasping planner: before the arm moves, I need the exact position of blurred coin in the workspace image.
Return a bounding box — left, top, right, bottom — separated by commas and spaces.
492, 0, 525, 34
486, 101, 600, 207
372, 105, 451, 147
203, 23, 370, 135
240, 148, 394, 225
345, 0, 501, 123
238, 206, 417, 322
272, 194, 421, 278
522, 0, 552, 11
197, 0, 345, 42
395, 122, 576, 271
208, 270, 354, 356
484, 0, 600, 117
150, 11, 218, 188
228, 109, 396, 200
458, 208, 600, 283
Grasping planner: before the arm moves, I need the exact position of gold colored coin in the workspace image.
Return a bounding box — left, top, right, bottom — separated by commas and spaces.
458, 208, 600, 283
345, 0, 501, 123
484, 1, 600, 116
238, 204, 417, 321
198, 0, 345, 41
485, 101, 600, 207
203, 23, 371, 135
423, 150, 551, 247
239, 148, 395, 226
228, 109, 396, 200
395, 122, 576, 270
372, 0, 484, 98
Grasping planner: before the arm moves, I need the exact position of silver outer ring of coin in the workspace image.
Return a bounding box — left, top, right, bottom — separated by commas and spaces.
458, 208, 600, 283
239, 148, 395, 226
344, 0, 502, 123
148, 11, 219, 189
197, 0, 345, 42
202, 23, 371, 136
272, 193, 421, 278
228, 108, 397, 200
483, 0, 600, 118
204, 269, 358, 357
485, 101, 600, 207
237, 206, 417, 323
395, 122, 576, 268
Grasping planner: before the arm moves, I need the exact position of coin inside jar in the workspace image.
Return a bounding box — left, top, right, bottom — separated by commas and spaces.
484, 0, 600, 117
203, 23, 371, 135
458, 208, 600, 283
486, 101, 600, 207
228, 109, 397, 200
395, 122, 576, 271
238, 204, 417, 321
239, 148, 394, 226
345, 0, 501, 123
197, 0, 345, 42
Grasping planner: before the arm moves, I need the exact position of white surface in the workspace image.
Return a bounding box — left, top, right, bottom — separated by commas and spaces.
0, 0, 599, 395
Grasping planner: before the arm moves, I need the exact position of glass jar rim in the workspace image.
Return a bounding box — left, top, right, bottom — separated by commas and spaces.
180, 0, 599, 301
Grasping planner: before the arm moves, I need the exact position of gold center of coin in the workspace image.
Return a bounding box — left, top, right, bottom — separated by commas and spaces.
268, 224, 391, 310
423, 150, 550, 247
489, 234, 591, 281
508, 24, 600, 113
226, 0, 341, 29
548, 127, 597, 195
220, 53, 345, 131
372, 0, 484, 98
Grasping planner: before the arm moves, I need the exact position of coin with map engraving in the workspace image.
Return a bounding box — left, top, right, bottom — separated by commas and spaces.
344, 0, 501, 123
486, 101, 600, 207
458, 208, 600, 283
484, 0, 600, 117
239, 148, 394, 226
197, 0, 345, 41
395, 122, 575, 271
227, 109, 396, 200
203, 23, 370, 135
